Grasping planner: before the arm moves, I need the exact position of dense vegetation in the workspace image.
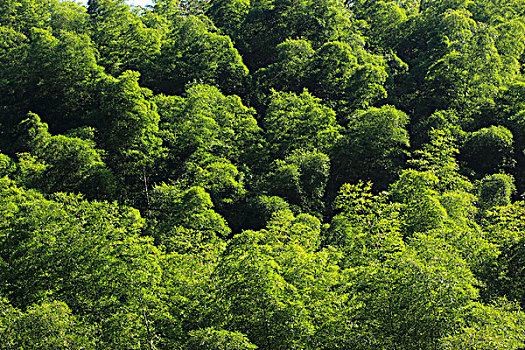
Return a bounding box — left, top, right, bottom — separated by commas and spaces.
3, 0, 525, 348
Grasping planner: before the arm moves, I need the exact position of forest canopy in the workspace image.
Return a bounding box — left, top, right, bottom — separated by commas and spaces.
2, 0, 525, 349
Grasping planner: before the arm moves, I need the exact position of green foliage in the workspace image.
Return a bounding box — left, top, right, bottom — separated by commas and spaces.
184, 156, 246, 206
484, 201, 525, 247
254, 39, 315, 95
350, 0, 408, 48
207, 0, 250, 38
149, 183, 231, 253
390, 169, 448, 234
345, 233, 478, 349
322, 183, 482, 349
303, 40, 388, 111
0, 26, 102, 133
3, 1, 525, 348
185, 328, 257, 350
144, 14, 248, 96
389, 1, 523, 119
461, 126, 514, 176
477, 173, 515, 213
155, 84, 262, 172
211, 0, 356, 70
0, 178, 165, 348
267, 149, 330, 216
483, 226, 525, 308
0, 153, 13, 177
410, 128, 472, 192
215, 210, 342, 349
423, 10, 504, 112
1, 301, 95, 350
411, 109, 460, 147
326, 182, 405, 266
94, 70, 163, 205
264, 90, 341, 157
10, 114, 115, 198
441, 300, 525, 350
216, 232, 314, 349
155, 226, 226, 348
330, 105, 409, 192
254, 38, 388, 114
0, 0, 89, 36
88, 0, 163, 76
96, 71, 161, 157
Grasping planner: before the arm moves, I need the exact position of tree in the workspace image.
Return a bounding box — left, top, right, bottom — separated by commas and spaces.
241, 195, 291, 231
266, 149, 330, 216
94, 71, 163, 206
1, 301, 95, 350
215, 210, 343, 349
4, 1, 525, 348
389, 169, 448, 235
0, 153, 13, 177
349, 0, 408, 49
10, 113, 115, 198
303, 40, 388, 112
149, 184, 230, 252
185, 328, 257, 350
388, 3, 522, 119
481, 204, 525, 308
0, 179, 166, 348
477, 173, 515, 214
0, 0, 88, 36
460, 125, 514, 177
254, 39, 315, 96
178, 155, 247, 230
344, 232, 479, 349
441, 299, 525, 350
154, 84, 262, 177
87, 0, 162, 76
0, 27, 102, 134
324, 181, 480, 349
143, 15, 248, 96
411, 109, 460, 148
500, 103, 525, 193
264, 90, 341, 158
329, 105, 409, 193
253, 39, 388, 115
210, 0, 355, 70
422, 11, 504, 114
215, 233, 313, 349
206, 0, 250, 39
410, 127, 471, 192
325, 182, 405, 267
